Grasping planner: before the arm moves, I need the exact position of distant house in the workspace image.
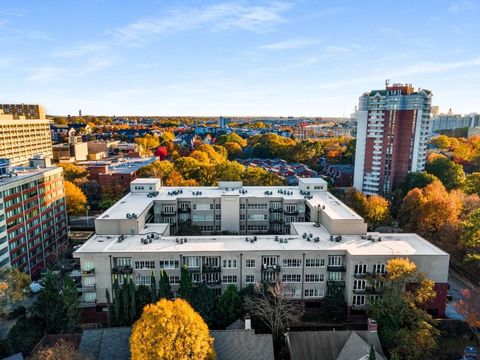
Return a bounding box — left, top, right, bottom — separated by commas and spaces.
285, 329, 385, 360
79, 325, 274, 360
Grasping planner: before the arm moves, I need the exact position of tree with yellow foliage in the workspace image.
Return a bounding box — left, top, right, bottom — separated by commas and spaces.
0, 268, 30, 310
130, 298, 215, 360
64, 180, 87, 216
31, 339, 86, 360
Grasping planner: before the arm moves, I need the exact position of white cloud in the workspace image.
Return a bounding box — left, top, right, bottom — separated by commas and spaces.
449, 0, 475, 13
259, 38, 320, 50
110, 2, 291, 44
27, 66, 69, 82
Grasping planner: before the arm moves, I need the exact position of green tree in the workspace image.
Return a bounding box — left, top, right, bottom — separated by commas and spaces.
464, 172, 480, 195
63, 276, 81, 332
215, 285, 243, 328
425, 157, 465, 190
158, 270, 172, 299
369, 345, 376, 360
113, 277, 122, 325
106, 288, 112, 327
178, 266, 193, 301
130, 278, 137, 323
461, 208, 480, 262
191, 284, 216, 326
31, 271, 66, 333
400, 172, 438, 194
150, 272, 158, 303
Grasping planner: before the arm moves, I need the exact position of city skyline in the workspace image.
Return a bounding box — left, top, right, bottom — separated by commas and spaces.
1, 0, 480, 116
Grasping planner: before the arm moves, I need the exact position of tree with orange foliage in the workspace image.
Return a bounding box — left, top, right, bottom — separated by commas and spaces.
64, 180, 87, 216
453, 289, 480, 331
130, 298, 215, 360
399, 181, 462, 238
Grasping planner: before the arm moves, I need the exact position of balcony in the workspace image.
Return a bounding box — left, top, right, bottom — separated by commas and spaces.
186, 266, 201, 273
269, 219, 283, 224
82, 268, 95, 275
269, 208, 283, 213
202, 264, 221, 273
112, 265, 133, 274
327, 280, 345, 288
284, 210, 299, 216
161, 211, 177, 216
79, 284, 96, 292
353, 272, 369, 279
327, 265, 346, 272
261, 264, 281, 272
178, 207, 191, 213
204, 279, 221, 286
80, 300, 96, 308
365, 286, 382, 294
353, 288, 367, 294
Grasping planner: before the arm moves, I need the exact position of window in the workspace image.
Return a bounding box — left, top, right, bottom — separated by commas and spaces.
262, 256, 277, 267
370, 295, 381, 304
282, 274, 301, 283
183, 257, 199, 268
222, 275, 237, 284
284, 288, 301, 298
204, 257, 220, 267
192, 214, 213, 222
285, 205, 297, 212
116, 258, 131, 267
372, 263, 386, 274
328, 256, 342, 266
134, 260, 155, 270
247, 203, 268, 210
192, 273, 201, 283
215, 214, 221, 221
223, 259, 237, 269
328, 272, 342, 281
135, 275, 152, 286
353, 280, 366, 290
163, 205, 175, 214
247, 214, 267, 221
285, 216, 296, 224
240, 214, 245, 220
193, 203, 211, 211
169, 275, 180, 285
240, 204, 246, 210
247, 224, 268, 231
245, 259, 256, 268
83, 260, 95, 271
246, 275, 255, 283
353, 295, 365, 306
215, 204, 221, 210
179, 202, 190, 211
305, 274, 324, 282
262, 272, 277, 283
282, 259, 301, 268
159, 260, 179, 269
203, 272, 220, 284
354, 264, 367, 275
305, 258, 325, 267
304, 288, 324, 298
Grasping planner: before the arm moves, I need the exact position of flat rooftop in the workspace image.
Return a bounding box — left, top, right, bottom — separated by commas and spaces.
0, 166, 59, 187
97, 184, 361, 221
75, 222, 448, 257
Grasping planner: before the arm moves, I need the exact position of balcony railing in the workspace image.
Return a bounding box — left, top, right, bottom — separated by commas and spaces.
353, 288, 367, 294
80, 300, 97, 308
161, 211, 177, 216
353, 272, 369, 278
204, 279, 221, 286
178, 207, 191, 213
112, 265, 133, 274
185, 266, 201, 273
327, 265, 346, 272
327, 280, 345, 288
284, 210, 299, 215
202, 264, 222, 273
261, 264, 281, 272
269, 219, 283, 224
365, 286, 383, 294
82, 268, 95, 275
80, 284, 97, 292
269, 208, 283, 213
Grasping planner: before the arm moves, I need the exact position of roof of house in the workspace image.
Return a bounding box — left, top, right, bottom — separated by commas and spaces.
286, 331, 385, 360
211, 330, 274, 360
79, 327, 131, 360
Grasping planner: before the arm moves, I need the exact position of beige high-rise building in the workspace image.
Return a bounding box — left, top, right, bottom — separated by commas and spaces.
0, 104, 46, 119
0, 109, 53, 166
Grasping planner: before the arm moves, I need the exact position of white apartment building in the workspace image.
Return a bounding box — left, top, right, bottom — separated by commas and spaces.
0, 110, 53, 167
74, 178, 449, 317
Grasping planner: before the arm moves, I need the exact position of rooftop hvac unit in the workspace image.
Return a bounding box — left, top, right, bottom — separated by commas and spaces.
302, 233, 307, 239
330, 235, 334, 242
149, 238, 152, 243
245, 237, 249, 242
284, 239, 288, 243
184, 239, 187, 243
279, 239, 284, 243
307, 237, 311, 241
314, 237, 320, 243
176, 238, 179, 243
377, 236, 382, 242
275, 236, 279, 241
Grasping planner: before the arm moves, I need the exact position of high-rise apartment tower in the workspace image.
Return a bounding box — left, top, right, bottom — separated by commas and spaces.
353, 84, 432, 195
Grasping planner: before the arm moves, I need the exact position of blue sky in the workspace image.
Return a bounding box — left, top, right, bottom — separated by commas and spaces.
1, 0, 479, 116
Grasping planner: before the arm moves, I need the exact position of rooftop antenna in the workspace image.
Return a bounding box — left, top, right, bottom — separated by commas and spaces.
385, 79, 390, 87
